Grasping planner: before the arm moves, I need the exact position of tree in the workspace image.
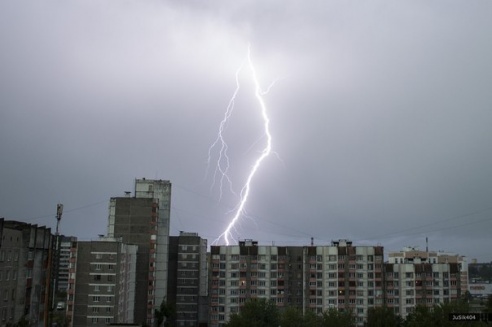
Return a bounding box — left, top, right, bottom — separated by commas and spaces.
366, 306, 402, 327
486, 294, 492, 313
154, 300, 176, 327
225, 299, 279, 327
279, 307, 306, 327
403, 305, 435, 327
404, 300, 488, 327
320, 308, 356, 327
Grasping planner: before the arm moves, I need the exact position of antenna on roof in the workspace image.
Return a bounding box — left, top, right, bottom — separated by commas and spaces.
55, 204, 63, 236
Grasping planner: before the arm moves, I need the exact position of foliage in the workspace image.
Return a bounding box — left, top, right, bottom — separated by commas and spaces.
225, 299, 280, 327
486, 294, 492, 313
228, 301, 356, 327
403, 300, 490, 327
366, 306, 402, 327
403, 305, 435, 327
320, 308, 356, 327
279, 307, 306, 327
155, 300, 176, 327
6, 316, 29, 327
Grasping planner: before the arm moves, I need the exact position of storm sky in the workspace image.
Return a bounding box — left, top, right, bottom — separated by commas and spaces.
1, 1, 491, 261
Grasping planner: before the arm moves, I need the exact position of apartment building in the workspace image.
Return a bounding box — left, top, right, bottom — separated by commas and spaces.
108, 178, 172, 325
386, 247, 467, 318
305, 240, 384, 325
0, 219, 53, 327
57, 236, 77, 293
209, 239, 384, 327
168, 232, 208, 327
68, 237, 137, 327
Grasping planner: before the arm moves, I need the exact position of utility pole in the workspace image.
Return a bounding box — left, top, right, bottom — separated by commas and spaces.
56, 204, 63, 236
49, 204, 63, 326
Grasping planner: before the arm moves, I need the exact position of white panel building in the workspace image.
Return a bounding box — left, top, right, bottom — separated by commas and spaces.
386, 247, 467, 318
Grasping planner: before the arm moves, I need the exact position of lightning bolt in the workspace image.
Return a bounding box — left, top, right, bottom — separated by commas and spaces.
212, 46, 274, 245
205, 64, 243, 200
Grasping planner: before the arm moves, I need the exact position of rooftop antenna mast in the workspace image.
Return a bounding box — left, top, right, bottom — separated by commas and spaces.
56, 204, 63, 236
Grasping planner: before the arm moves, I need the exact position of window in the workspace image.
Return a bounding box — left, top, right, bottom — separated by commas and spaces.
95, 264, 101, 270
93, 296, 100, 302
107, 275, 113, 282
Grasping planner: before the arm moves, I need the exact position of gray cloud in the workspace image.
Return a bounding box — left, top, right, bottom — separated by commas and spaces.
1, 0, 491, 261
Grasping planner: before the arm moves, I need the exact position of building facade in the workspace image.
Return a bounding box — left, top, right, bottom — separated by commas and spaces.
57, 236, 77, 293
209, 239, 384, 327
385, 247, 467, 318
0, 219, 53, 327
168, 232, 208, 327
68, 237, 137, 327
108, 178, 172, 325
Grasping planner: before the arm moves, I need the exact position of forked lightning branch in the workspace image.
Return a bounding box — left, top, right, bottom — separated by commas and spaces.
208, 47, 274, 245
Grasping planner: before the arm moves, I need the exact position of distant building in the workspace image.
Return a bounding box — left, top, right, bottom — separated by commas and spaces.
0, 219, 53, 326
168, 232, 208, 327
68, 237, 137, 327
468, 283, 492, 298
469, 262, 492, 283
209, 239, 384, 327
108, 178, 172, 326
468, 261, 492, 298
386, 247, 468, 317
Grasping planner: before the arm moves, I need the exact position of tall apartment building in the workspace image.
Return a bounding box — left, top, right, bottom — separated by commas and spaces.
0, 219, 53, 327
108, 178, 171, 325
385, 247, 467, 318
168, 232, 208, 327
209, 239, 384, 327
304, 240, 384, 326
67, 237, 137, 327
57, 236, 77, 293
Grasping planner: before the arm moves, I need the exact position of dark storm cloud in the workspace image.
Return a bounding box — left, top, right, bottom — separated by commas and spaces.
1, 0, 491, 261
